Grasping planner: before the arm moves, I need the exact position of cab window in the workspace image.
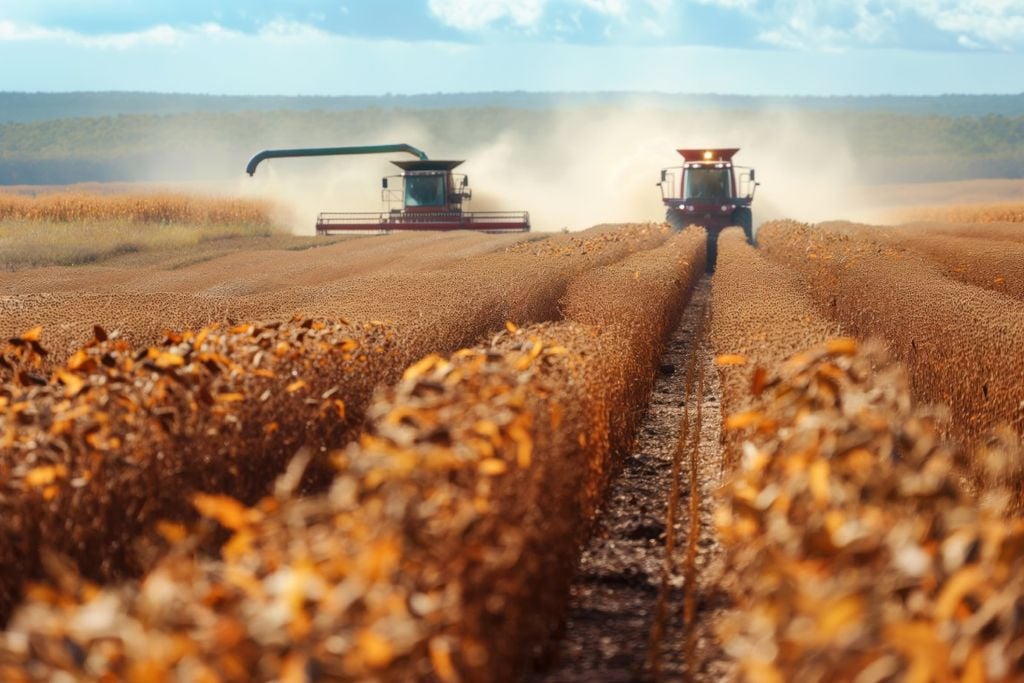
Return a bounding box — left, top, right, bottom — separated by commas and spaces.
405, 174, 446, 207
684, 168, 733, 200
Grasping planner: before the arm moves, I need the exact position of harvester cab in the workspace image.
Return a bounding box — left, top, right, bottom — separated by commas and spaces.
657, 148, 758, 271
245, 144, 530, 235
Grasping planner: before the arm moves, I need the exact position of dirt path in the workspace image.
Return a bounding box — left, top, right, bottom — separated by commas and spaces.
535, 277, 731, 682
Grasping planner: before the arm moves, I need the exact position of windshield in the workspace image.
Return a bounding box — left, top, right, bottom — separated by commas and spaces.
684, 167, 733, 200
405, 174, 446, 207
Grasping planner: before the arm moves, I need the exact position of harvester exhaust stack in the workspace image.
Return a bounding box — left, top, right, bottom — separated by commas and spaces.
245, 143, 529, 234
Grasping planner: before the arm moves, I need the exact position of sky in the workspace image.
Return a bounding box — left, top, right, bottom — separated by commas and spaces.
0, 0, 1022, 96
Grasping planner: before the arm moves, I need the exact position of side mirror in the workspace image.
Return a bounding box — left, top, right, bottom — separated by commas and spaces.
749, 169, 756, 182
660, 169, 667, 182
382, 178, 388, 189
462, 175, 469, 187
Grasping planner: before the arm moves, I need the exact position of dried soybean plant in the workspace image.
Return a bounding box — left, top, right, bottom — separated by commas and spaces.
0, 192, 274, 226
709, 229, 842, 468
0, 318, 401, 623
758, 220, 1024, 467
716, 341, 1024, 682
0, 226, 704, 682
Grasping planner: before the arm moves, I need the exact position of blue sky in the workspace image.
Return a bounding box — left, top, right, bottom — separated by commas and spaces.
0, 0, 1022, 95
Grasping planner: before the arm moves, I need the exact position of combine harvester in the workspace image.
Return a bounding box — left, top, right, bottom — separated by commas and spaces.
657, 148, 758, 270
246, 144, 530, 235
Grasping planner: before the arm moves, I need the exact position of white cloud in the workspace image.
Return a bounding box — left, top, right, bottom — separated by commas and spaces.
914, 0, 1024, 48
693, 0, 1024, 50
581, 0, 630, 17
694, 0, 759, 9
427, 0, 548, 31
0, 20, 234, 50
427, 0, 671, 33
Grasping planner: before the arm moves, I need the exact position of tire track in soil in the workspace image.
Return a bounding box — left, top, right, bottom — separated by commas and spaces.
535, 277, 732, 682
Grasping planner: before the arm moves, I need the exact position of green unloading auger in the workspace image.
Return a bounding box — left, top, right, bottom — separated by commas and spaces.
245, 144, 429, 176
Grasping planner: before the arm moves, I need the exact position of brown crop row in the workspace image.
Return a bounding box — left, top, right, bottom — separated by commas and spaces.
0, 192, 274, 226
709, 230, 842, 464
560, 227, 706, 445
892, 220, 1024, 244
0, 319, 402, 624
896, 202, 1024, 224
813, 221, 1024, 302
0, 230, 706, 681
0, 224, 672, 625
1, 224, 669, 366
758, 220, 1024, 457
715, 341, 1024, 681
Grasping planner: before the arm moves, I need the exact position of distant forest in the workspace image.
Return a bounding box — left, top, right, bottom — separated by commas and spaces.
5, 91, 1024, 123
1, 92, 1023, 185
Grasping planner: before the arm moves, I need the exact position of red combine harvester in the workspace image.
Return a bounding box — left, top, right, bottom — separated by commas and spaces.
657, 148, 758, 270
246, 144, 530, 235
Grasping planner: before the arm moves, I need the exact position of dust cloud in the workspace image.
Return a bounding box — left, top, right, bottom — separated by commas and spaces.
235, 105, 869, 234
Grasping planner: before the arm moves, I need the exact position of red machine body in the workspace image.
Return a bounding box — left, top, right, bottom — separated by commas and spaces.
657, 148, 758, 270
316, 159, 530, 235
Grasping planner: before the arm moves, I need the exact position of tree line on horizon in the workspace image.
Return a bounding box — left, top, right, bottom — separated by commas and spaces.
0, 105, 1022, 185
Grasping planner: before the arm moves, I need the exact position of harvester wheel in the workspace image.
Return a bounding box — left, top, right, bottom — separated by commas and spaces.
666, 208, 686, 231
733, 207, 755, 245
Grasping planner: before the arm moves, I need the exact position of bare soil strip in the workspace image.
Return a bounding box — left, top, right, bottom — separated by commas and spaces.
536, 277, 728, 682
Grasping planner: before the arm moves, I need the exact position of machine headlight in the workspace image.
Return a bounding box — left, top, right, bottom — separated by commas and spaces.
720, 205, 730, 212
685, 205, 695, 212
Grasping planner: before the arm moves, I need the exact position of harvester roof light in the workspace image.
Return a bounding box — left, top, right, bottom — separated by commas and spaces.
703, 150, 714, 160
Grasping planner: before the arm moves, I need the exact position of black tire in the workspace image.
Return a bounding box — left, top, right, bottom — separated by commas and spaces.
705, 229, 720, 273
733, 207, 754, 245
666, 207, 686, 231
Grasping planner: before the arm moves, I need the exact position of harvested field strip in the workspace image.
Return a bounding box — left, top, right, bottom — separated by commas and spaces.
538, 278, 718, 682
715, 342, 1024, 681
1, 224, 668, 367
0, 319, 401, 624
758, 221, 1024, 452
0, 248, 705, 681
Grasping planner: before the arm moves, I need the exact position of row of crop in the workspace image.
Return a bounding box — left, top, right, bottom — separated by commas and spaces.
758, 220, 1024, 458
896, 202, 1024, 224
0, 230, 706, 680
812, 221, 1024, 302
714, 340, 1024, 681
709, 231, 1024, 679
890, 220, 1024, 244
0, 224, 670, 367
0, 224, 673, 625
709, 230, 843, 465
0, 319, 403, 624
0, 191, 274, 226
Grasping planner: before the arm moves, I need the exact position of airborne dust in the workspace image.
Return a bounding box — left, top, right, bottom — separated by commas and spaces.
239, 105, 869, 234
